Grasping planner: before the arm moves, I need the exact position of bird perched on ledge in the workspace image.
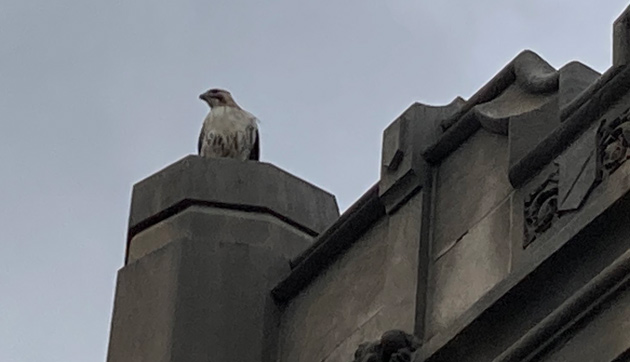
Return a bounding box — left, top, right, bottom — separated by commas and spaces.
198, 88, 260, 161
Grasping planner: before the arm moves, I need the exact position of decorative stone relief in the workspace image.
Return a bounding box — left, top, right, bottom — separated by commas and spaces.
523, 165, 559, 248
351, 330, 421, 362
598, 107, 630, 177
557, 122, 600, 213
523, 106, 630, 249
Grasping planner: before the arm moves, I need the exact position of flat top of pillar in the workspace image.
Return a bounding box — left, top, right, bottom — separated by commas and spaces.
128, 155, 339, 239
614, 4, 630, 24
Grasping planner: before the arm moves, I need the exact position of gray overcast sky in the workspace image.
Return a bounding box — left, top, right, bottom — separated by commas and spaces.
1, 1, 629, 361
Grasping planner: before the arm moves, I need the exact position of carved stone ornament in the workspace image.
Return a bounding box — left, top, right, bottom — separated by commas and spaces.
598, 107, 630, 177
524, 165, 559, 248
351, 330, 421, 362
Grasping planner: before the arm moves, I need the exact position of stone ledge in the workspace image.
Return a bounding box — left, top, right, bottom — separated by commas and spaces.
126, 155, 340, 262
495, 248, 630, 362
127, 205, 315, 264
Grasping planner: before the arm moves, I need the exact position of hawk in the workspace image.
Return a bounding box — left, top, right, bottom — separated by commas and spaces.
198, 88, 260, 161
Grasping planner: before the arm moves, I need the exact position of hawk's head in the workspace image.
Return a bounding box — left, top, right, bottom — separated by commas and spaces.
199, 88, 239, 108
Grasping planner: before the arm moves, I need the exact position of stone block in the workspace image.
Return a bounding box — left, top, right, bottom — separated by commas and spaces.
427, 196, 511, 336
558, 62, 600, 111
433, 129, 512, 258
508, 97, 560, 175
128, 155, 339, 240
277, 192, 423, 362
107, 241, 181, 362
380, 99, 463, 213
382, 118, 404, 172
108, 236, 289, 362
278, 217, 391, 362
128, 206, 313, 263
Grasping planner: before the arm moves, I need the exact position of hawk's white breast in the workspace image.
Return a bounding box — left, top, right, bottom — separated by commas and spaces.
199, 106, 258, 161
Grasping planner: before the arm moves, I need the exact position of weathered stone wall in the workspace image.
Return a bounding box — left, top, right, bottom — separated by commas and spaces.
427, 128, 513, 336
413, 52, 630, 360
277, 192, 424, 362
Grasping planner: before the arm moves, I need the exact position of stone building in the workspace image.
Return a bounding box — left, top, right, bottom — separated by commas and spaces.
107, 6, 630, 362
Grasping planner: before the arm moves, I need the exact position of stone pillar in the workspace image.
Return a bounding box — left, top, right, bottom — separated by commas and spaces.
614, 5, 630, 67
106, 156, 339, 362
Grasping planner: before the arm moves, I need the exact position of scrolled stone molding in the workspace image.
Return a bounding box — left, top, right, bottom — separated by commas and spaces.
125, 155, 339, 263
423, 50, 598, 171
438, 50, 557, 133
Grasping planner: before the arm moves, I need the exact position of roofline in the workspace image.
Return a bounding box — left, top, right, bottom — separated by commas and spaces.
423, 50, 558, 164
510, 63, 630, 187
271, 60, 630, 305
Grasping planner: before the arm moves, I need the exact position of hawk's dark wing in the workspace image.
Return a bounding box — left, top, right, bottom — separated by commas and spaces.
249, 129, 260, 161
197, 122, 205, 155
